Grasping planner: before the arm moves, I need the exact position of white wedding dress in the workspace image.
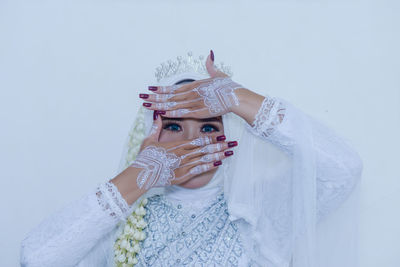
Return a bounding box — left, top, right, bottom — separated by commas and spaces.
20, 95, 363, 267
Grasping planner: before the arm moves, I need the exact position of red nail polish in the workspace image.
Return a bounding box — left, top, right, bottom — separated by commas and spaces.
224, 150, 233, 156
156, 110, 166, 115
228, 141, 238, 147
214, 160, 222, 166
139, 93, 149, 99
210, 50, 214, 62
216, 135, 226, 141
143, 103, 152, 107
153, 110, 158, 120
148, 86, 158, 91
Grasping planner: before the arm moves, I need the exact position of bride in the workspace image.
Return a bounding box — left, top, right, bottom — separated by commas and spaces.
20, 50, 363, 267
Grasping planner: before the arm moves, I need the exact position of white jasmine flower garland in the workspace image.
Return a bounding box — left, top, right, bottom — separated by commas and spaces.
114, 198, 148, 267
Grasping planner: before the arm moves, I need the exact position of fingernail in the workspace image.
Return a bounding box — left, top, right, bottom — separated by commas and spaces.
228, 141, 238, 147
225, 150, 234, 156
143, 103, 152, 107
156, 110, 166, 115
214, 160, 222, 166
148, 86, 158, 91
139, 93, 149, 99
153, 110, 158, 120
216, 135, 226, 141
210, 50, 214, 62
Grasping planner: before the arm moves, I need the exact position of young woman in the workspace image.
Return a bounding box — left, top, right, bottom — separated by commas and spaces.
20, 51, 363, 267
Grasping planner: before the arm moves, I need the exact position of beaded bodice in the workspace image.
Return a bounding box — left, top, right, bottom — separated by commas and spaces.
136, 193, 246, 266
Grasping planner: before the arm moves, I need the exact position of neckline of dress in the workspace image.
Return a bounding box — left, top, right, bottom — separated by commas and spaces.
163, 184, 224, 209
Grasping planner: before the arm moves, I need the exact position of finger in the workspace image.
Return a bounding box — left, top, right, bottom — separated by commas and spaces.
148, 77, 215, 94
181, 149, 234, 167
174, 161, 222, 183
157, 98, 203, 111
143, 90, 199, 103
146, 111, 163, 141
165, 134, 228, 153
165, 136, 214, 152
147, 83, 193, 94
160, 107, 209, 118
142, 98, 204, 111
163, 136, 213, 152
179, 142, 229, 162
205, 50, 229, 78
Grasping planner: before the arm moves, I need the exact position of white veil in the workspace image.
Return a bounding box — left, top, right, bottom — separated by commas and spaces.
116, 54, 362, 267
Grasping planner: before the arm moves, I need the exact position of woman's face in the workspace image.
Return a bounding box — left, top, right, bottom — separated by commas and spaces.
159, 116, 224, 189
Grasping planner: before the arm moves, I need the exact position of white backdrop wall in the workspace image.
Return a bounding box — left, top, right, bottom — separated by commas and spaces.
0, 0, 399, 266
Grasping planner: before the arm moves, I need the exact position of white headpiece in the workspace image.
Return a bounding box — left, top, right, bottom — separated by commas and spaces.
118, 51, 362, 267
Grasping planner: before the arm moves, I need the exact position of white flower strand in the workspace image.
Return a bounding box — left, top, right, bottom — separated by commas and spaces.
114, 198, 148, 267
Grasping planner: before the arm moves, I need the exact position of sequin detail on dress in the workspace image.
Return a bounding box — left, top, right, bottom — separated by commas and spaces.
135, 193, 245, 266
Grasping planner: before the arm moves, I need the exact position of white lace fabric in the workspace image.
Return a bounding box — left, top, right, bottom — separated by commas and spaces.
246, 95, 362, 221
20, 179, 133, 267
249, 95, 286, 138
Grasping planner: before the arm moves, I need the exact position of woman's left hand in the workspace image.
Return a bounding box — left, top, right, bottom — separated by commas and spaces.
139, 51, 248, 118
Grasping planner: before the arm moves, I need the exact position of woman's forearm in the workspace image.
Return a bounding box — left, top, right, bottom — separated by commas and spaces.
231, 88, 265, 125
110, 167, 147, 206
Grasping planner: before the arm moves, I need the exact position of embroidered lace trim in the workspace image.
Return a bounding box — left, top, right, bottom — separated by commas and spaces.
95, 180, 130, 220
248, 95, 286, 139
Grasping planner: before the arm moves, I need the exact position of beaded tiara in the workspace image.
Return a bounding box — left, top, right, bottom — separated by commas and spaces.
154, 51, 233, 82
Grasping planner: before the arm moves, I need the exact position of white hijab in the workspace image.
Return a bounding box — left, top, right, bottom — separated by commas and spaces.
117, 70, 361, 267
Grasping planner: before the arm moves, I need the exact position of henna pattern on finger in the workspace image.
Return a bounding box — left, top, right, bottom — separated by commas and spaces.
166, 136, 212, 152
159, 84, 182, 93
148, 123, 159, 136
154, 91, 192, 102
155, 94, 174, 102
176, 163, 211, 181
154, 102, 178, 110
154, 98, 202, 110
179, 143, 223, 160
180, 152, 221, 168
169, 107, 209, 117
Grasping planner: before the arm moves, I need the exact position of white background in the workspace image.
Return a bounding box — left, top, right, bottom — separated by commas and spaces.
1, 0, 399, 266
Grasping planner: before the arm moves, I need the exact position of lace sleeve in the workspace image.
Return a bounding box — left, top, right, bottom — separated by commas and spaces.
246, 95, 293, 154
95, 180, 131, 219
246, 95, 363, 220
311, 115, 363, 220
20, 179, 132, 267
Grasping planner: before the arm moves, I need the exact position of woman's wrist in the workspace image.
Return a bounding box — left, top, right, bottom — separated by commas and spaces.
110, 166, 148, 206
231, 88, 265, 125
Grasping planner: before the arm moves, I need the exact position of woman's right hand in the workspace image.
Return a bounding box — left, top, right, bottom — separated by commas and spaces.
131, 113, 236, 190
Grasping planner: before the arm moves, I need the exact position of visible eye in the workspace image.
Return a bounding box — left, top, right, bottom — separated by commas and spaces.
163, 123, 182, 132
201, 124, 219, 133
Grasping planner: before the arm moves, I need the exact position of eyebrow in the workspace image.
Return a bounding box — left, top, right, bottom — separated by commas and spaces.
162, 117, 222, 123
